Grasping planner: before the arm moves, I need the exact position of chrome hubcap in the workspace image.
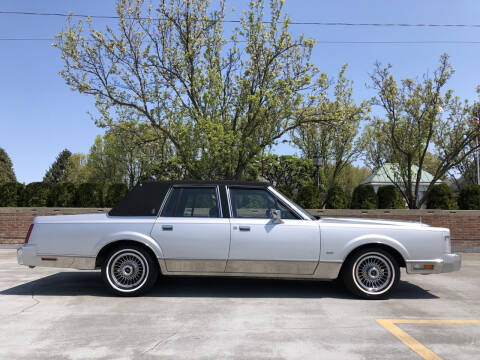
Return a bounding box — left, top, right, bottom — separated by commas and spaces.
109, 251, 148, 290
353, 253, 394, 294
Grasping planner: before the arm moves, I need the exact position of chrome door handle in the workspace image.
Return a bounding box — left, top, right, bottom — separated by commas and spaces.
239, 226, 251, 232
162, 224, 173, 231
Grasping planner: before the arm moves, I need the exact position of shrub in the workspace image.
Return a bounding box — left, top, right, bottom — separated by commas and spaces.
0, 182, 25, 206
350, 184, 377, 209
325, 185, 348, 209
105, 183, 128, 207
427, 184, 456, 210
76, 183, 104, 207
24, 182, 52, 207
48, 182, 76, 207
458, 184, 480, 210
275, 185, 295, 200
377, 185, 404, 209
296, 184, 321, 209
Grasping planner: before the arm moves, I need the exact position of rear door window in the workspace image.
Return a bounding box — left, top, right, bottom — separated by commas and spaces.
161, 187, 219, 218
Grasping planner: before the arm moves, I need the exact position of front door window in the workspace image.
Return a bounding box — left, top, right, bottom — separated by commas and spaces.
229, 188, 297, 219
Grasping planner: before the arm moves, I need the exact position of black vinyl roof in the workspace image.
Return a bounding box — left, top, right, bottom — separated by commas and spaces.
109, 180, 271, 217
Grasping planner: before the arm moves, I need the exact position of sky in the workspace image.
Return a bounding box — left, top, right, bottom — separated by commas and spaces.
1, 0, 479, 183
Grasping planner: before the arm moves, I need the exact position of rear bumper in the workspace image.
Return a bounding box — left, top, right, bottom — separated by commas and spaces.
17, 244, 37, 266
17, 245, 96, 270
406, 253, 461, 274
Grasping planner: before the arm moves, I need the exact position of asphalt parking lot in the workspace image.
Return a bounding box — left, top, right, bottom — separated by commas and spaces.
0, 249, 479, 360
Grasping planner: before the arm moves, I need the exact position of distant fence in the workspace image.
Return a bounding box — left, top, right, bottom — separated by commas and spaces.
1, 207, 479, 252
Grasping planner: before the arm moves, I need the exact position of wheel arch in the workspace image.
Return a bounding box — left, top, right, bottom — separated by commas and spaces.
95, 238, 162, 271
340, 243, 406, 276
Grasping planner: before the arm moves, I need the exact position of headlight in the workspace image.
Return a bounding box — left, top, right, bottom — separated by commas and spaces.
444, 234, 451, 253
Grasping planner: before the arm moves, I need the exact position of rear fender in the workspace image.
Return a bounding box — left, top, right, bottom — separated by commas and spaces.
93, 231, 164, 259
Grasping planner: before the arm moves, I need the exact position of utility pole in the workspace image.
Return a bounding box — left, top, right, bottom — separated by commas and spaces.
313, 153, 320, 189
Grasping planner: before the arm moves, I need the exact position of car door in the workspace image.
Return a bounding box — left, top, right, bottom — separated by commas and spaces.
150, 186, 230, 273
225, 187, 320, 275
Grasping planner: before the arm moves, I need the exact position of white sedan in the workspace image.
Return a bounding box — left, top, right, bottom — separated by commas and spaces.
17, 181, 461, 299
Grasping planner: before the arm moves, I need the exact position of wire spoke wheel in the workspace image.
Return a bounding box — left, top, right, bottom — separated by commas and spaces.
353, 252, 394, 295
107, 249, 149, 292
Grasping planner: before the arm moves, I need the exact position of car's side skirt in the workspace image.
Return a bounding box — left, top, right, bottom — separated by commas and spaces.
160, 259, 342, 280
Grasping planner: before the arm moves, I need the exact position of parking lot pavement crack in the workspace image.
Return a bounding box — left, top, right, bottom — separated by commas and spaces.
140, 326, 184, 356
0, 285, 40, 320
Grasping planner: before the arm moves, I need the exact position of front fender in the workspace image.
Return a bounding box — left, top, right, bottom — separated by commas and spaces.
340, 234, 410, 262
93, 231, 164, 259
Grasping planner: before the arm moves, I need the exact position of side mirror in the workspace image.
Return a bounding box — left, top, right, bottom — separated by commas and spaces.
270, 209, 283, 224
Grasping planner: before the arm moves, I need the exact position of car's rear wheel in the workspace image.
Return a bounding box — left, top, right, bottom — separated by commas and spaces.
342, 247, 399, 300
102, 245, 158, 296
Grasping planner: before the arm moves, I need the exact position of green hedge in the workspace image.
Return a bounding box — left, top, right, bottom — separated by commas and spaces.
76, 183, 104, 207
458, 184, 480, 210
48, 182, 76, 207
377, 185, 404, 209
350, 184, 377, 209
296, 184, 321, 209
24, 182, 52, 207
105, 183, 128, 207
0, 182, 25, 206
325, 185, 348, 209
427, 184, 457, 210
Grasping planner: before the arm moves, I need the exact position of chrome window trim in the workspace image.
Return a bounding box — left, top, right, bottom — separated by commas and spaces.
157, 186, 173, 217
215, 185, 223, 218
226, 186, 233, 218
159, 185, 222, 219
268, 186, 312, 220
226, 186, 303, 220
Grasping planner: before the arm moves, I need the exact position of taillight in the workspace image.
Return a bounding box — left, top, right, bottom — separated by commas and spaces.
25, 224, 34, 244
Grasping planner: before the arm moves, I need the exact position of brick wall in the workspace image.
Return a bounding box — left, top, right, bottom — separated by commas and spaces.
0, 208, 109, 244
307, 209, 480, 252
1, 207, 479, 252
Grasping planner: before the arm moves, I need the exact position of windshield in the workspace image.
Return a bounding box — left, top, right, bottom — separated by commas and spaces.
269, 187, 316, 220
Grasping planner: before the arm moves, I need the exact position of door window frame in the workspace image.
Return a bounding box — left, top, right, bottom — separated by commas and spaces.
226, 186, 303, 220
158, 185, 223, 218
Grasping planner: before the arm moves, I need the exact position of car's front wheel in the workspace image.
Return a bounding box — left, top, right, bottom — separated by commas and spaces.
102, 245, 158, 296
342, 247, 400, 300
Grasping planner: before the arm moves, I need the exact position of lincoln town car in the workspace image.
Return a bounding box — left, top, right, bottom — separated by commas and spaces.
17, 181, 461, 299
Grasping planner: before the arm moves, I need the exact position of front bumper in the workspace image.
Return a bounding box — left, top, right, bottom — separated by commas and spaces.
441, 253, 462, 273
406, 253, 461, 274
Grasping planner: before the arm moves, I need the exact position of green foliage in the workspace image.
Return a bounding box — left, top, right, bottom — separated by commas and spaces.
48, 182, 76, 207
43, 149, 72, 184
335, 165, 372, 198
377, 185, 404, 209
458, 184, 480, 210
350, 185, 377, 209
56, 0, 335, 179
105, 183, 128, 207
247, 155, 324, 196
365, 54, 480, 208
296, 185, 321, 209
0, 148, 16, 183
325, 185, 348, 209
76, 183, 104, 207
427, 184, 457, 210
24, 182, 52, 207
66, 153, 90, 184
0, 182, 25, 206
292, 65, 369, 192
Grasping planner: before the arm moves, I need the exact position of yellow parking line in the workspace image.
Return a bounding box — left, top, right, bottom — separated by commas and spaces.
377, 319, 480, 360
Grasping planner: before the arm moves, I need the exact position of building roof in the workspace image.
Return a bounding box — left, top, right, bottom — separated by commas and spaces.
360, 163, 442, 186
